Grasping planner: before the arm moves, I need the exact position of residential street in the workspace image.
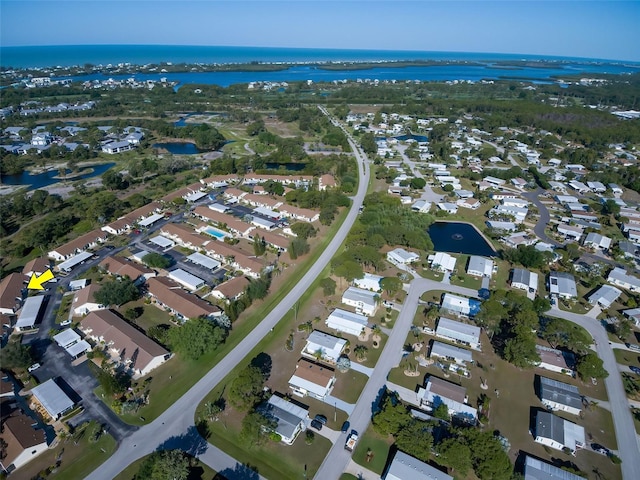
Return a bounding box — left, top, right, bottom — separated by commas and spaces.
546, 307, 640, 480
85, 112, 371, 480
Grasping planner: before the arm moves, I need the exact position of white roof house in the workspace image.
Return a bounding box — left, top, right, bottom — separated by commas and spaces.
288, 359, 335, 400
416, 375, 477, 422
437, 202, 458, 214
149, 235, 175, 249
168, 269, 205, 291
325, 309, 368, 336
440, 293, 481, 317
483, 176, 506, 186
623, 308, 640, 327
53, 329, 91, 358
491, 205, 528, 223
303, 331, 346, 363
186, 252, 221, 271
353, 273, 383, 292
430, 341, 473, 365
539, 376, 582, 416
524, 455, 585, 480
587, 181, 606, 193
15, 295, 45, 331
587, 285, 622, 308
428, 252, 457, 272
260, 394, 308, 445
435, 317, 481, 350
485, 220, 517, 232
548, 271, 577, 299
557, 224, 584, 241
30, 379, 75, 420
466, 256, 494, 277
341, 287, 378, 316
56, 251, 93, 273
387, 248, 420, 265
607, 267, 640, 293
384, 450, 453, 480
583, 232, 611, 251
534, 411, 585, 454
411, 200, 431, 213
511, 268, 539, 293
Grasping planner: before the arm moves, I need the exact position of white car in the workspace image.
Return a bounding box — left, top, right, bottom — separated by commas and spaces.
60, 319, 72, 327
28, 363, 41, 373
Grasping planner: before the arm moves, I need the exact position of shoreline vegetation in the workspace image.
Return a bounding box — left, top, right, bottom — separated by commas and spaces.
2, 58, 623, 77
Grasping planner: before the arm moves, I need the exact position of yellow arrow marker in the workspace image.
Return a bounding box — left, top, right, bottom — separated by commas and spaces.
27, 269, 55, 290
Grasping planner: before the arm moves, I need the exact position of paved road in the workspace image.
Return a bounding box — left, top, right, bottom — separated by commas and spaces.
394, 144, 444, 204
85, 108, 371, 480
521, 188, 558, 245
546, 307, 640, 480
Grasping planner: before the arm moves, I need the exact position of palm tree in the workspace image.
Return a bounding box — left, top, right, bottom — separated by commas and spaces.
354, 345, 368, 361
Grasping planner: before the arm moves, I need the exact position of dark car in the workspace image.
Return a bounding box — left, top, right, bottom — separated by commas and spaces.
314, 414, 327, 425
310, 419, 323, 431
341, 421, 350, 433
630, 366, 640, 375
591, 443, 609, 455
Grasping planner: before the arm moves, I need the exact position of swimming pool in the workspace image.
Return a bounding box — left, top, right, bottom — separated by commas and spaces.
203, 226, 230, 239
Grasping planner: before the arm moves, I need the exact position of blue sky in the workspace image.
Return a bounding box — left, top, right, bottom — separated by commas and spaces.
2, 1, 639, 61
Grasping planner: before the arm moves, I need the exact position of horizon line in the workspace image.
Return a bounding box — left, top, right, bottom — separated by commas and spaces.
2, 44, 639, 65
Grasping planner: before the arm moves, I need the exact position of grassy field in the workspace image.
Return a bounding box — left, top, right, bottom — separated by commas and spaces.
55, 295, 73, 323
204, 412, 333, 480
116, 299, 173, 333
332, 370, 369, 404
614, 348, 640, 367
351, 425, 394, 475
16, 430, 116, 480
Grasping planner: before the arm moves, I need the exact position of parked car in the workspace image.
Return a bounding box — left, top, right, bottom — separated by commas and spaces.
314, 414, 327, 425
60, 319, 72, 327
310, 419, 323, 431
341, 421, 350, 433
629, 366, 640, 375
591, 443, 610, 455
28, 363, 41, 373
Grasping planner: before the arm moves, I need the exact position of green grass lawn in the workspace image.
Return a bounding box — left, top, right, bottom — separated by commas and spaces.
116, 299, 173, 333
351, 425, 393, 475
17, 430, 116, 480
55, 295, 73, 323
417, 267, 444, 281
205, 416, 333, 480
360, 333, 388, 368
614, 348, 640, 367
449, 272, 482, 290
340, 474, 359, 480
332, 370, 369, 404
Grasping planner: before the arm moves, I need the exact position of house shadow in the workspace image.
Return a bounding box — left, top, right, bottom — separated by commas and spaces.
214, 463, 259, 480
156, 425, 208, 458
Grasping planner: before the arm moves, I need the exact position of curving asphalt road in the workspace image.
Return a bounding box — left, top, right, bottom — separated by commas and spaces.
85, 109, 371, 480
546, 307, 640, 480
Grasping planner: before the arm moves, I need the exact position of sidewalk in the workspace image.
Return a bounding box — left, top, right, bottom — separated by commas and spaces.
345, 459, 380, 480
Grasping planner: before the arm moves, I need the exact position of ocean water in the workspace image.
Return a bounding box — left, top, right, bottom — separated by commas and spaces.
2, 44, 639, 69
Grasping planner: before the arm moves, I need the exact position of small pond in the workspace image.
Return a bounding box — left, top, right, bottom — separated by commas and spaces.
428, 221, 496, 257
153, 142, 202, 154
1, 162, 115, 191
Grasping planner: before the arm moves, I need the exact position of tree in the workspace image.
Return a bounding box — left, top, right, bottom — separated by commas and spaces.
288, 237, 310, 259
169, 318, 226, 360
94, 277, 139, 307
0, 339, 34, 370
409, 177, 427, 190
290, 222, 316, 239
320, 277, 336, 296
142, 252, 171, 269
102, 169, 127, 190
565, 243, 581, 261
394, 420, 433, 462
503, 331, 539, 368
240, 411, 277, 447
433, 403, 450, 420
95, 366, 130, 397
333, 260, 364, 283
228, 365, 265, 411
360, 132, 377, 155
577, 352, 609, 380
372, 392, 410, 435
135, 449, 190, 480
615, 319, 632, 340
354, 345, 368, 361
252, 234, 266, 256
437, 438, 472, 476
380, 277, 402, 296
125, 307, 143, 322
460, 429, 513, 480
